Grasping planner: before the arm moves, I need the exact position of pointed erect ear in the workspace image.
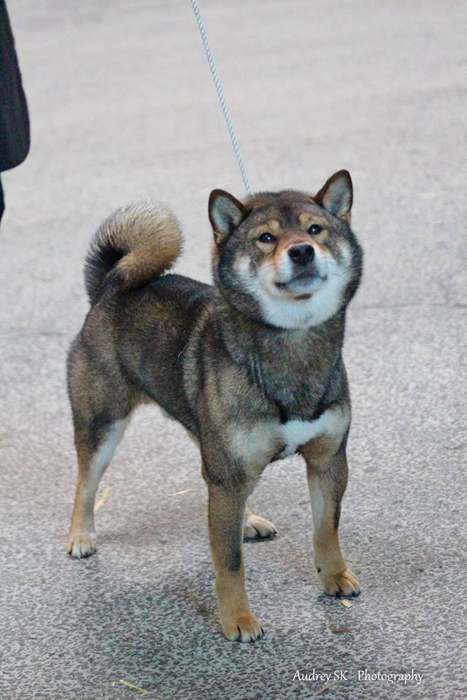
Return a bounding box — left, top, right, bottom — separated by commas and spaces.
315, 170, 353, 221
208, 189, 247, 244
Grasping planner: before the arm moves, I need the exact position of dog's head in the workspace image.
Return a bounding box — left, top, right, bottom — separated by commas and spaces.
209, 170, 363, 329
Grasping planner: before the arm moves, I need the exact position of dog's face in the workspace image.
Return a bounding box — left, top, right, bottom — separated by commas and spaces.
209, 171, 363, 329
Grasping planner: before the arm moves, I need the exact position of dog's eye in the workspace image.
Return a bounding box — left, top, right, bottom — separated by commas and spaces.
308, 224, 322, 235
258, 232, 276, 244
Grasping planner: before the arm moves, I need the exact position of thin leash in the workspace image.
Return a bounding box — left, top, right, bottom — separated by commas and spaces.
189, 0, 252, 196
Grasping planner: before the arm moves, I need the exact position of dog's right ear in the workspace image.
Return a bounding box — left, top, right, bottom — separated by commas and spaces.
209, 190, 247, 245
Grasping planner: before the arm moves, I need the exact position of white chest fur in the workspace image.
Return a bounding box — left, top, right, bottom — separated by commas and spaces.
278, 406, 349, 458
230, 405, 350, 465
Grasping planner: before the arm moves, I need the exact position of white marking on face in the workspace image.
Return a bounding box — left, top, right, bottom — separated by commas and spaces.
234, 242, 353, 329
277, 405, 350, 458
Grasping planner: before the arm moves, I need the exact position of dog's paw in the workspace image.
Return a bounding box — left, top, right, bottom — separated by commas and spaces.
243, 512, 277, 540
221, 612, 265, 643
320, 568, 360, 597
67, 531, 97, 558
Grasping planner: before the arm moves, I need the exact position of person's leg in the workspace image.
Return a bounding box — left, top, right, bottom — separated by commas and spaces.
0, 176, 5, 224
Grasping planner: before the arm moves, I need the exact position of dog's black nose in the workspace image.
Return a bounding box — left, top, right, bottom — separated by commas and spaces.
288, 243, 315, 266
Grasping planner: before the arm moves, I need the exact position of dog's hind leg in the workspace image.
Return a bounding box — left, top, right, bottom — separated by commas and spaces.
243, 506, 277, 540
67, 414, 131, 558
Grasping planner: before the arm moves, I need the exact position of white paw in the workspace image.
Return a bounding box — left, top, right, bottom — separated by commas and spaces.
243, 512, 277, 540
67, 531, 97, 558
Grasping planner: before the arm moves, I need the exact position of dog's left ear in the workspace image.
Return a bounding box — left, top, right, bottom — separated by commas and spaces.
315, 170, 353, 222
209, 190, 247, 245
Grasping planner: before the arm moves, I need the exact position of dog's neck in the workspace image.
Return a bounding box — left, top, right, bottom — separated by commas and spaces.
212, 289, 345, 352
211, 290, 346, 418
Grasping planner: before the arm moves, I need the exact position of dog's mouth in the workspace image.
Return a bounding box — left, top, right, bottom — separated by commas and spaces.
275, 272, 327, 299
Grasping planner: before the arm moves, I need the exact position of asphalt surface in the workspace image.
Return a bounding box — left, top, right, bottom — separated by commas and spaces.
1, 1, 466, 699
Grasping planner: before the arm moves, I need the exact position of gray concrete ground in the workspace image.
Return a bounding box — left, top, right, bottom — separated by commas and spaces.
1, 0, 466, 698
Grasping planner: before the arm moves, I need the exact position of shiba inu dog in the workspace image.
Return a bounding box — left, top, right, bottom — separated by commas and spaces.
67, 170, 363, 642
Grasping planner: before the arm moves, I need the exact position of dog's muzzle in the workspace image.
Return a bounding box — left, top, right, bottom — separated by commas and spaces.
275, 244, 326, 291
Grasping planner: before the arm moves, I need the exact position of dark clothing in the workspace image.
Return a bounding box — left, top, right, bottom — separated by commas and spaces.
0, 0, 30, 221
0, 0, 30, 171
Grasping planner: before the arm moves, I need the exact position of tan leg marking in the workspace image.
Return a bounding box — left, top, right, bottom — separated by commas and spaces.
215, 568, 264, 642
67, 434, 98, 558
67, 418, 129, 558
301, 434, 360, 597
207, 483, 264, 642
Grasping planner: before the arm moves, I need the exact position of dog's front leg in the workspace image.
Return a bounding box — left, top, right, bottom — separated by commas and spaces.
301, 439, 360, 597
205, 476, 264, 642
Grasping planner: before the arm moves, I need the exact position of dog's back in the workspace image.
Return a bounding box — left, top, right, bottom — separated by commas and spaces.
67, 202, 212, 441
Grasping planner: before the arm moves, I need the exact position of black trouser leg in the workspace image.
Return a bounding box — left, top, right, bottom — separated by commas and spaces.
0, 176, 4, 224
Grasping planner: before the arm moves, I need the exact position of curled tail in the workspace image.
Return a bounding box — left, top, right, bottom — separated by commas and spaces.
84, 201, 182, 305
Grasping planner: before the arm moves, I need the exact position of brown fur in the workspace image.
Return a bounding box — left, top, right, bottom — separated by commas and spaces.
84, 202, 182, 303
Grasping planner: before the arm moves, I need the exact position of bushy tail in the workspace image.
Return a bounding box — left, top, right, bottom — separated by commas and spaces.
84, 201, 182, 305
